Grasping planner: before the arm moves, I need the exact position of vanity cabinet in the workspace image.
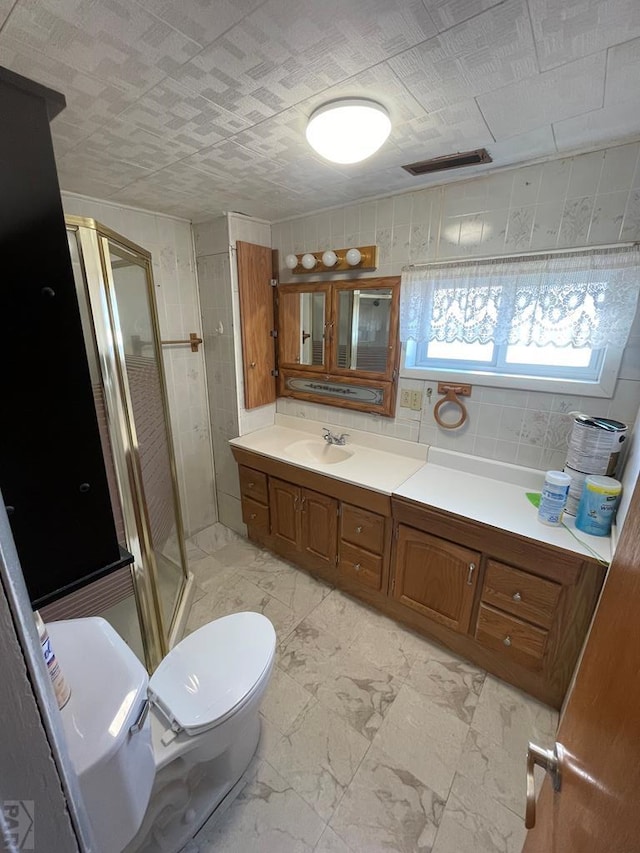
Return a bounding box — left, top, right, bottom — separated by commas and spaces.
390, 496, 606, 707
232, 448, 606, 708
339, 504, 387, 591
232, 449, 392, 596
393, 526, 480, 634
268, 477, 338, 582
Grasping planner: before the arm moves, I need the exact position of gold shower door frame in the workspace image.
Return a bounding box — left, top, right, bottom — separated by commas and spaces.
66, 215, 191, 671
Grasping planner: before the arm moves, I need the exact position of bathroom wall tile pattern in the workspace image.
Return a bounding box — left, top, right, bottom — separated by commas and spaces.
61, 193, 217, 537
272, 142, 640, 471
194, 213, 274, 535
185, 527, 556, 853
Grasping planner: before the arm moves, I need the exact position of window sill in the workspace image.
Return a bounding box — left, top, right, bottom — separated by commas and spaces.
400, 345, 624, 398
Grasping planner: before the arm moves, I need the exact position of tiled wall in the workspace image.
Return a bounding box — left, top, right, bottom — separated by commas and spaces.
62, 192, 217, 536
194, 213, 273, 534
272, 141, 640, 471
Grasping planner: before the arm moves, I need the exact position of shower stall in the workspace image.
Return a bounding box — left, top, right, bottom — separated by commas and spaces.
51, 216, 193, 671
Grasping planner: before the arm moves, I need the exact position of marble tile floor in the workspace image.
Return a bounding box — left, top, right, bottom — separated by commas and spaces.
182, 523, 558, 853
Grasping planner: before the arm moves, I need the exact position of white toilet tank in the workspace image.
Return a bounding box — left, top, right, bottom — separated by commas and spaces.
48, 617, 156, 853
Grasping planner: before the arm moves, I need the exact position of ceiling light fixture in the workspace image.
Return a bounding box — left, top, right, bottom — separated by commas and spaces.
305, 98, 391, 164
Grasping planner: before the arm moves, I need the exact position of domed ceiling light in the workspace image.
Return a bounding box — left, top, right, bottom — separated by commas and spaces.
305, 99, 391, 164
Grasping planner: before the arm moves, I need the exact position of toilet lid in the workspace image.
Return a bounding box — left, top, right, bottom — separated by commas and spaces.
148, 612, 276, 735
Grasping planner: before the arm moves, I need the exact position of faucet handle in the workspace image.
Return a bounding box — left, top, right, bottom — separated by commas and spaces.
322, 427, 332, 442
338, 433, 350, 444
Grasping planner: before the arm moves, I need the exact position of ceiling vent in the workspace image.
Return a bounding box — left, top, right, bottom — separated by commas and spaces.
402, 148, 492, 176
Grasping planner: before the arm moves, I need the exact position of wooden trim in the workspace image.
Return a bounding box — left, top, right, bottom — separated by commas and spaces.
279, 368, 395, 417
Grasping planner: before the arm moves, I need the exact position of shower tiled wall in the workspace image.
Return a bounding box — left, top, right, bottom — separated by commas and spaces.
62, 192, 217, 536
194, 213, 273, 534
272, 141, 640, 471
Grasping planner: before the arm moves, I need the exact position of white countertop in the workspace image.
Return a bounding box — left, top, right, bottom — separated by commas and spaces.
396, 451, 611, 564
230, 417, 611, 564
229, 415, 428, 496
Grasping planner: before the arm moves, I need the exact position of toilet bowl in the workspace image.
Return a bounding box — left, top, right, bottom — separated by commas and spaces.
48, 611, 276, 853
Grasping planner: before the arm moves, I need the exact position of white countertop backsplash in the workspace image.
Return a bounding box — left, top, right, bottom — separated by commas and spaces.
230, 418, 611, 564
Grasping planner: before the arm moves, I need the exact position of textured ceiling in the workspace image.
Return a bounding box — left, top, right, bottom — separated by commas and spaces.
1, 0, 640, 222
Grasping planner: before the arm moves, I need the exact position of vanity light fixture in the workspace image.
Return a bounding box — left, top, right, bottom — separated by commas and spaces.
283, 245, 378, 275
306, 99, 391, 164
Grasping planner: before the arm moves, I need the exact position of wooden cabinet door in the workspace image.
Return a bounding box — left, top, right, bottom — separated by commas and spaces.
236, 240, 276, 409
268, 477, 301, 555
393, 525, 480, 634
300, 487, 338, 580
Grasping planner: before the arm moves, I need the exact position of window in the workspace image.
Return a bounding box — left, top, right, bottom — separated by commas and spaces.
400, 248, 640, 396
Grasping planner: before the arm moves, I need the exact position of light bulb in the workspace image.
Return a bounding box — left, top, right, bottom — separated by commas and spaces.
322, 250, 338, 268
345, 248, 362, 266
301, 253, 317, 270
285, 253, 299, 270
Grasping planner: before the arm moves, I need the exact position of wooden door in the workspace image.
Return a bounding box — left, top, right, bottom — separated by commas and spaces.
393, 525, 480, 633
523, 474, 640, 852
236, 240, 275, 409
268, 477, 301, 556
300, 487, 338, 581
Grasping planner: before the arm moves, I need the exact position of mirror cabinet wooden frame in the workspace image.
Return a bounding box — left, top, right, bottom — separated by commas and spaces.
277, 276, 400, 417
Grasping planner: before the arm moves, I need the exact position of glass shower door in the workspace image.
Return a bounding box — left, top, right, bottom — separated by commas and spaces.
104, 239, 189, 634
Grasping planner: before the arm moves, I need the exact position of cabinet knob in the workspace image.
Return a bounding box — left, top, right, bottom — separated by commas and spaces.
466, 562, 476, 585
513, 591, 522, 602
354, 563, 361, 571
503, 635, 512, 647
250, 361, 256, 368
248, 482, 255, 488
355, 525, 363, 534
249, 513, 257, 520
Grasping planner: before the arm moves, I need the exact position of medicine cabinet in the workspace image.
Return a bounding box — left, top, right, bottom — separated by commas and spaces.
277, 277, 400, 416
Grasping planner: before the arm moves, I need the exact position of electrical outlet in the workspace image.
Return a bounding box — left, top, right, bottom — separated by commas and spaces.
410, 390, 423, 411
400, 389, 411, 408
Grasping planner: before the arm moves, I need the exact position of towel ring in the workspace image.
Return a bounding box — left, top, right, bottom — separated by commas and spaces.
434, 389, 468, 430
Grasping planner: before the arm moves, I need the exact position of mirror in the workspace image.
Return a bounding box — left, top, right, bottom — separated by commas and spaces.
279, 288, 327, 367
277, 277, 400, 416
336, 287, 392, 373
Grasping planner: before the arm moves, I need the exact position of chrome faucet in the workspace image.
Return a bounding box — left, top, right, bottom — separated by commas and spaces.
322, 427, 349, 446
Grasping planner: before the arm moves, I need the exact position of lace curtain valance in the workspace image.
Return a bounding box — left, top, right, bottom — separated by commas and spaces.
399, 247, 640, 349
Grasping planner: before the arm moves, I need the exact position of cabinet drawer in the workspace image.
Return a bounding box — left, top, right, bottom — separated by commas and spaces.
482, 560, 561, 629
476, 604, 548, 672
241, 496, 269, 530
341, 504, 385, 554
339, 541, 383, 590
239, 466, 268, 504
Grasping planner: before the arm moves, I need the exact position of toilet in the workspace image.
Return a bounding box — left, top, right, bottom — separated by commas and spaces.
47, 611, 276, 853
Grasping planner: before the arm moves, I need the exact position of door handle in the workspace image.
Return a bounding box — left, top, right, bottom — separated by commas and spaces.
525, 741, 563, 829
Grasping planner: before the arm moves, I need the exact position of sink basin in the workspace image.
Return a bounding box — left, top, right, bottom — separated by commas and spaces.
285, 439, 354, 466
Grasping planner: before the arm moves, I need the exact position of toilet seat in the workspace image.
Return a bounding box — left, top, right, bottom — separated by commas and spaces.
148, 611, 276, 737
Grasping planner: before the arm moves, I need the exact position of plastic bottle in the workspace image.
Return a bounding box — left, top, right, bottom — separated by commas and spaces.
34, 611, 71, 709
538, 470, 571, 527
575, 476, 622, 537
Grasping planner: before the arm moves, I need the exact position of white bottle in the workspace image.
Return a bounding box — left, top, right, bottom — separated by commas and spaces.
34, 611, 71, 709
538, 470, 572, 527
